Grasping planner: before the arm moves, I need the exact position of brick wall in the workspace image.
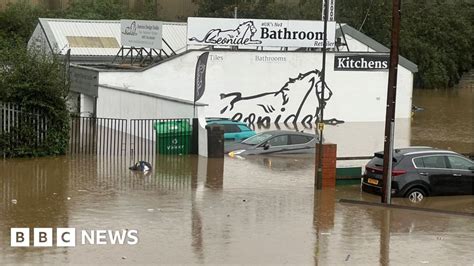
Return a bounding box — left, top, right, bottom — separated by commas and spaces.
315, 143, 337, 188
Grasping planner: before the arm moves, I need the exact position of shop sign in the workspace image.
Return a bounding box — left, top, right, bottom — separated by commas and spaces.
121, 20, 162, 49
187, 17, 336, 48
334, 54, 389, 71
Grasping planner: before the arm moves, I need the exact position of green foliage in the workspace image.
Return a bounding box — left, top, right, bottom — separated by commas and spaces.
0, 2, 51, 42
0, 38, 70, 157
336, 0, 392, 45
0, 0, 162, 44
63, 0, 130, 19
197, 0, 304, 19
400, 0, 473, 88
195, 0, 473, 89
132, 0, 162, 20
0, 0, 165, 157
62, 0, 160, 20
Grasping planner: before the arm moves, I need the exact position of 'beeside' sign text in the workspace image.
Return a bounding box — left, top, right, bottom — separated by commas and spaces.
334, 54, 389, 71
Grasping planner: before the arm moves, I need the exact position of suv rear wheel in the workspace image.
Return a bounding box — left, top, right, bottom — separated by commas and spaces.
406, 188, 426, 203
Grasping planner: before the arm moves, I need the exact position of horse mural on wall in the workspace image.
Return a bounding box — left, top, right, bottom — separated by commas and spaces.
219, 69, 342, 125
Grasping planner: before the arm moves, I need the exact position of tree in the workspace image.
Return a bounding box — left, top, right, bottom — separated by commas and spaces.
196, 0, 294, 19
0, 38, 70, 156
63, 0, 161, 20
400, 0, 473, 88
63, 0, 128, 19
0, 2, 50, 42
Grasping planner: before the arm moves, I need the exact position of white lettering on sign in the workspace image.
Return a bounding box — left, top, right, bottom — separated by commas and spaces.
10, 228, 139, 247
334, 55, 389, 71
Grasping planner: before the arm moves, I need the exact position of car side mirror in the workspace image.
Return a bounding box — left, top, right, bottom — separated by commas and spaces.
263, 143, 270, 150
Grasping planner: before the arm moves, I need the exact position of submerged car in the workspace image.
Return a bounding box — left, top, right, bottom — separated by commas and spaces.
362, 147, 474, 203
206, 118, 256, 141
225, 130, 318, 156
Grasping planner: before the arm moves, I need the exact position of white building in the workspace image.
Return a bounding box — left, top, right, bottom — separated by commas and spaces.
28, 18, 188, 63
28, 19, 418, 157
28, 18, 204, 118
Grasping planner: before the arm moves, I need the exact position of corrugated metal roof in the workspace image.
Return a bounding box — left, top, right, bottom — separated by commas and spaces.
38, 18, 187, 57
161, 22, 188, 55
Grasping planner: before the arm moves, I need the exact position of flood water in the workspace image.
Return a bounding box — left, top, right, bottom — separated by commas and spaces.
0, 154, 473, 264
411, 82, 473, 154
0, 81, 473, 264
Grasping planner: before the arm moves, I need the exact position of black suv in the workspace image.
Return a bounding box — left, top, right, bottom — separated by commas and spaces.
362, 147, 474, 202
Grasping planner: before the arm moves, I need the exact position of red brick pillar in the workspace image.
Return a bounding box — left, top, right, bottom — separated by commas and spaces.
315, 143, 337, 188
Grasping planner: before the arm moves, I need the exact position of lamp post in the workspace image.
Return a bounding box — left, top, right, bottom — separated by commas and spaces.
381, 0, 402, 204
316, 0, 329, 190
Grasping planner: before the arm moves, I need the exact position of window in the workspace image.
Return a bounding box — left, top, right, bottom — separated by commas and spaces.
238, 125, 252, 132
243, 133, 272, 145
267, 135, 289, 147
290, 135, 312, 145
447, 156, 473, 170
413, 157, 424, 168
417, 156, 447, 169
223, 124, 241, 133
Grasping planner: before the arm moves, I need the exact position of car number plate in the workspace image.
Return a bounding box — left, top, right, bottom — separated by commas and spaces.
368, 178, 379, 185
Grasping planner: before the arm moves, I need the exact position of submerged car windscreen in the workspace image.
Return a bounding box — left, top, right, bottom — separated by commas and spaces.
242, 133, 273, 145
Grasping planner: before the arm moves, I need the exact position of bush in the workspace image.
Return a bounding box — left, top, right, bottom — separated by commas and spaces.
0, 2, 50, 42
0, 38, 70, 157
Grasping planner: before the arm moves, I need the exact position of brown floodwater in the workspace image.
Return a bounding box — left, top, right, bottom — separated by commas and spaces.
0, 155, 473, 264
0, 78, 473, 264
411, 82, 473, 154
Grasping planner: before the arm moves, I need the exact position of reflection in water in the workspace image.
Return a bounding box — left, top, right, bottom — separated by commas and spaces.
379, 210, 391, 266
205, 159, 224, 189
258, 155, 314, 171
312, 186, 474, 264
191, 158, 224, 263
0, 158, 70, 262
154, 155, 195, 190
1, 155, 473, 264
0, 155, 226, 264
313, 189, 336, 265
1, 81, 473, 264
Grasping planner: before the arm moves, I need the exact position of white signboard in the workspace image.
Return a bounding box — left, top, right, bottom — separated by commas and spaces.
187, 17, 336, 48
322, 0, 336, 21
120, 20, 162, 49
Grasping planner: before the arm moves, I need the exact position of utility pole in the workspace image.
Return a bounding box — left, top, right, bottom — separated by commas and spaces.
381, 0, 402, 204
316, 0, 329, 190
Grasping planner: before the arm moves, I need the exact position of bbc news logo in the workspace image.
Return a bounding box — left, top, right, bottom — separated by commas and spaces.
11, 228, 139, 247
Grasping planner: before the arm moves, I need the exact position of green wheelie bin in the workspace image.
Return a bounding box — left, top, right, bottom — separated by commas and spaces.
153, 120, 192, 154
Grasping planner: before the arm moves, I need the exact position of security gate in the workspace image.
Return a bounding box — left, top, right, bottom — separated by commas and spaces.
70, 116, 193, 158
69, 116, 128, 155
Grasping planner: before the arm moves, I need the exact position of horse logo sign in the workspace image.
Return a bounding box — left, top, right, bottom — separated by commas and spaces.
188, 21, 262, 46
187, 17, 336, 48
122, 21, 138, 36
